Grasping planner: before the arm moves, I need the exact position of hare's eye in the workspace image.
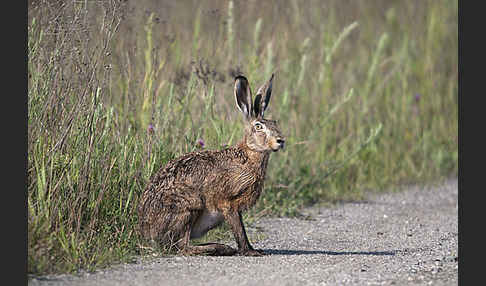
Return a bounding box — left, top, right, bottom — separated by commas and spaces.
254, 123, 263, 130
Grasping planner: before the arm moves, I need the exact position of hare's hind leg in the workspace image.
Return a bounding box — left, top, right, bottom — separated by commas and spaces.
139, 185, 236, 256
141, 208, 196, 252
143, 208, 235, 255
138, 185, 204, 251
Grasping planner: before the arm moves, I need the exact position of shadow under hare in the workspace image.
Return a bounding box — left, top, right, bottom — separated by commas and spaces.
137, 74, 285, 256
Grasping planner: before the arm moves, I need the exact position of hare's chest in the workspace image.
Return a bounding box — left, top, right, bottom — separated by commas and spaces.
190, 209, 224, 239
234, 179, 265, 211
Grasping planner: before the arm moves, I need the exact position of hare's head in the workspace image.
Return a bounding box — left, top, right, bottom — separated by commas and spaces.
234, 74, 285, 153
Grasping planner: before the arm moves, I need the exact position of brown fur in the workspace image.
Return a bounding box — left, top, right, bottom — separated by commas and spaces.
137, 74, 284, 256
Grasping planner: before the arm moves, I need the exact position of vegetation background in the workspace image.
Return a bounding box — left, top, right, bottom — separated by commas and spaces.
28, 0, 458, 275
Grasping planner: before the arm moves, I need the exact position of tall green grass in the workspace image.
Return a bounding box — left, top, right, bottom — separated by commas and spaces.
28, 0, 457, 275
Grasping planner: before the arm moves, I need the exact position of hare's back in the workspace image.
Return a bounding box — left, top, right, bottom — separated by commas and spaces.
148, 149, 234, 187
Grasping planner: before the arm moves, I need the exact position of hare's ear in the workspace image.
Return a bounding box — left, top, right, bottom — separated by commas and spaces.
253, 73, 274, 118
234, 75, 253, 120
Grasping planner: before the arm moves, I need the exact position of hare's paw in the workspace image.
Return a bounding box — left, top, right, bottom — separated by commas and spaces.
237, 249, 265, 257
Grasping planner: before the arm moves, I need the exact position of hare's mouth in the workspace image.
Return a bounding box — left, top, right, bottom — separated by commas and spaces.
271, 138, 285, 152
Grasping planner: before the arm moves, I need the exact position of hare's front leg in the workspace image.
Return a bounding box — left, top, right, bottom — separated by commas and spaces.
224, 210, 264, 256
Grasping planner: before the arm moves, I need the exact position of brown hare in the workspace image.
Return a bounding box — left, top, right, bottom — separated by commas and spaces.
137, 74, 285, 256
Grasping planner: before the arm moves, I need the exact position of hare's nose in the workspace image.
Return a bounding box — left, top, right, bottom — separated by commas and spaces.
276, 138, 285, 149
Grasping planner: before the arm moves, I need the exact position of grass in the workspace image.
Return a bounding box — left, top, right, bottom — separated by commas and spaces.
28, 0, 457, 275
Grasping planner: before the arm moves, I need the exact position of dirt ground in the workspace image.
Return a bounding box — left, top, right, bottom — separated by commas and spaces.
29, 179, 458, 286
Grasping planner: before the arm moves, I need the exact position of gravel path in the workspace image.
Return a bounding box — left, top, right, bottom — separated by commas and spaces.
29, 179, 458, 286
